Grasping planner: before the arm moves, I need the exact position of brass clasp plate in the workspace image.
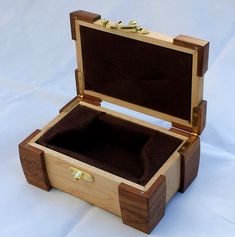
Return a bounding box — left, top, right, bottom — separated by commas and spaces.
69, 167, 94, 182
101, 19, 149, 35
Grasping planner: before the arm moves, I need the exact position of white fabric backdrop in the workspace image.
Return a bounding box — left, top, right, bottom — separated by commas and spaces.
0, 1, 235, 236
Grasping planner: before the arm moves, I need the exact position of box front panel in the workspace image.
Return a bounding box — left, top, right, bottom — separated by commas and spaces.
44, 151, 122, 216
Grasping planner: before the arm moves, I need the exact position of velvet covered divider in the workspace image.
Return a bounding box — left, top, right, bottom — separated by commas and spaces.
80, 26, 193, 121
37, 105, 182, 185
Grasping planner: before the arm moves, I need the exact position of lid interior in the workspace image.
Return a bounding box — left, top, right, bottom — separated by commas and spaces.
79, 25, 193, 122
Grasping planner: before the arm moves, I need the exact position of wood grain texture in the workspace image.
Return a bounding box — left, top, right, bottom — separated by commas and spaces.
70, 10, 101, 40
119, 175, 166, 233
193, 100, 207, 135
42, 150, 122, 215
173, 34, 209, 76
19, 130, 51, 191
169, 127, 191, 138
172, 100, 207, 135
171, 123, 193, 134
59, 96, 80, 113
83, 93, 102, 106
75, 20, 204, 130
178, 135, 200, 193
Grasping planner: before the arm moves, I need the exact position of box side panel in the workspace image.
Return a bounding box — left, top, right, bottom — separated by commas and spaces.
19, 130, 51, 191
44, 151, 122, 216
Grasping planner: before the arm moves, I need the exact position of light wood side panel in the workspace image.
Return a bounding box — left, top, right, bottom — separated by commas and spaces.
30, 143, 145, 191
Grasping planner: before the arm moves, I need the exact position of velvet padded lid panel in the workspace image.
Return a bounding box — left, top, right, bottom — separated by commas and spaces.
79, 26, 193, 121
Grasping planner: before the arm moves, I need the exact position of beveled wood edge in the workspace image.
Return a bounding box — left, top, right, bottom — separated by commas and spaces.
173, 34, 209, 77
178, 135, 200, 192
118, 175, 166, 233
19, 129, 51, 191
70, 10, 101, 40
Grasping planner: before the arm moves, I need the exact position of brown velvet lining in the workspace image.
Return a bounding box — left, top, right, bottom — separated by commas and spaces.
80, 26, 193, 121
37, 105, 182, 185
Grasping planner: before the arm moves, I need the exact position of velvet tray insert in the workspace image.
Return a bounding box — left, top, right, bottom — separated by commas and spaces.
37, 105, 183, 185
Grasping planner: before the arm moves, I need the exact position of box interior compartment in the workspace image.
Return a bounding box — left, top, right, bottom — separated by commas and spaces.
37, 105, 182, 185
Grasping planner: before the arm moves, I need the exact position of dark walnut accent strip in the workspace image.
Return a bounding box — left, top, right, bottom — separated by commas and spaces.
193, 100, 207, 135
70, 10, 101, 40
59, 96, 80, 113
119, 175, 166, 233
19, 130, 51, 191
178, 135, 200, 193
83, 93, 101, 106
172, 100, 207, 135
59, 95, 100, 112
173, 35, 209, 77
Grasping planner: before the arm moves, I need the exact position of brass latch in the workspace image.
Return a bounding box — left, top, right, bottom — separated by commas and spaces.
101, 19, 149, 35
69, 167, 94, 182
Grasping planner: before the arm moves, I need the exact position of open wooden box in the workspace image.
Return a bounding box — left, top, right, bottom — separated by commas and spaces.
19, 10, 209, 233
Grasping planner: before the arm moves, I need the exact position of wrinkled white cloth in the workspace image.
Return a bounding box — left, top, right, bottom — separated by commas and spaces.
0, 1, 235, 236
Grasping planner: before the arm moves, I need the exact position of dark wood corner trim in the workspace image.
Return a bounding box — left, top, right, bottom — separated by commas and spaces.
59, 96, 80, 113
70, 10, 101, 40
83, 93, 102, 106
118, 175, 166, 233
172, 100, 207, 136
193, 100, 207, 135
178, 135, 200, 193
173, 34, 209, 77
19, 130, 51, 191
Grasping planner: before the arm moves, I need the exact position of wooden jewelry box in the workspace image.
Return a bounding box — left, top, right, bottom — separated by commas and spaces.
19, 10, 209, 234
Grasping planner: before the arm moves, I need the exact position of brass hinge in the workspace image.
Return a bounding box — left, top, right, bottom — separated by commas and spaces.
192, 106, 199, 135
178, 134, 198, 153
76, 70, 85, 98
100, 19, 150, 35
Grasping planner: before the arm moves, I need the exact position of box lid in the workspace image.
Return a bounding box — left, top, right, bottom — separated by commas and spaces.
70, 10, 209, 135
